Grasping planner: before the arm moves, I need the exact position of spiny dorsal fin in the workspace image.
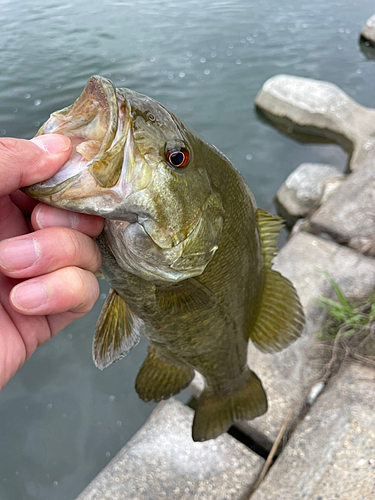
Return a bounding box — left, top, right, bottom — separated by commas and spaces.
249, 209, 305, 353
256, 208, 284, 268
155, 278, 217, 314
93, 288, 141, 369
135, 346, 194, 402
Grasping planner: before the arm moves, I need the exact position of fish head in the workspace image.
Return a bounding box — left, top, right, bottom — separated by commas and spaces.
25, 76, 225, 283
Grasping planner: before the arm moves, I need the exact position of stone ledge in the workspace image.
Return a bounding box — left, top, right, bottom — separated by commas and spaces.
76, 399, 264, 500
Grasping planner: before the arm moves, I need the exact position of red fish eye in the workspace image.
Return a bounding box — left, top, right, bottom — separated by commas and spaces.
166, 147, 190, 168
147, 113, 156, 122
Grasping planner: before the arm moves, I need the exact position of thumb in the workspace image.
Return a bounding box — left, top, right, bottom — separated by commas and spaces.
0, 135, 72, 198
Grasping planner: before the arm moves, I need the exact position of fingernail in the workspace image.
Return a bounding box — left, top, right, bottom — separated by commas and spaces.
11, 281, 48, 311
36, 205, 78, 230
30, 134, 71, 154
0, 238, 41, 271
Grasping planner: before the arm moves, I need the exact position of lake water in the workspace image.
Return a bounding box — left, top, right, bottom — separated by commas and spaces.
1, 0, 375, 498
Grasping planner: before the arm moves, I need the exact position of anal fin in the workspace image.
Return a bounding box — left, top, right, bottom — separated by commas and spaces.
192, 369, 267, 442
93, 288, 141, 369
135, 346, 194, 402
250, 209, 305, 352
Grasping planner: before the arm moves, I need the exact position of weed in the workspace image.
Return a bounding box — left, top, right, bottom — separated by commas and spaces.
316, 272, 375, 341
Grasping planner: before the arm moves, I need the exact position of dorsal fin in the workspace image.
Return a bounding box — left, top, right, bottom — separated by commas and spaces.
93, 288, 141, 369
256, 209, 285, 268
249, 209, 305, 353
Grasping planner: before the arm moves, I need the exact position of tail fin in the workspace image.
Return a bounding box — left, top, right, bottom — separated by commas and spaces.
192, 369, 267, 442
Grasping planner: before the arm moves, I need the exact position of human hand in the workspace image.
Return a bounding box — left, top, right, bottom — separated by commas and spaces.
0, 135, 104, 390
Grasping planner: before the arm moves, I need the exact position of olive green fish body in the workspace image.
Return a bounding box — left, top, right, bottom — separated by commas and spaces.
25, 76, 304, 441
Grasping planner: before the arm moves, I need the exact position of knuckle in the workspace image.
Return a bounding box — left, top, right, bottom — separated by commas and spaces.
69, 267, 99, 312
63, 228, 102, 272
61, 228, 82, 263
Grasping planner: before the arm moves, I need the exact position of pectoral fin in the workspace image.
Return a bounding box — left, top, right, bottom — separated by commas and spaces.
94, 269, 105, 280
93, 288, 141, 369
155, 278, 217, 314
135, 346, 194, 402
250, 209, 305, 352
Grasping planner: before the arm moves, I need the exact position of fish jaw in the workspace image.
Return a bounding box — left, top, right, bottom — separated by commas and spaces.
23, 75, 149, 219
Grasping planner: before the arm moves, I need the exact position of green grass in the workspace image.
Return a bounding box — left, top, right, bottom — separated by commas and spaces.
316, 272, 375, 341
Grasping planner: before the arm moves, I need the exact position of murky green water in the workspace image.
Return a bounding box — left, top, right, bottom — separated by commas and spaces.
1, 0, 375, 498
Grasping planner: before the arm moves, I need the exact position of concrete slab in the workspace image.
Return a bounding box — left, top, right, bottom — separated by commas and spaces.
76, 399, 264, 500
251, 363, 375, 500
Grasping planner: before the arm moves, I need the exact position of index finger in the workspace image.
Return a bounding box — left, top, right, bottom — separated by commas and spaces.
31, 203, 104, 238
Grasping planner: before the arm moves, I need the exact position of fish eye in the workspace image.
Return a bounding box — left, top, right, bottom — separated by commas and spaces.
147, 113, 156, 122
166, 147, 190, 168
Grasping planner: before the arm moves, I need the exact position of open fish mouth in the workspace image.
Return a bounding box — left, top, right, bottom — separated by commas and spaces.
25, 76, 130, 199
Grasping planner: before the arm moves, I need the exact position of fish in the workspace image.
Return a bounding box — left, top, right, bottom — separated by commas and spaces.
24, 76, 305, 442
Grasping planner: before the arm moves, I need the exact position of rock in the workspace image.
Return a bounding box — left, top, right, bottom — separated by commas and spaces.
309, 149, 375, 256
190, 232, 375, 441
255, 75, 375, 171
360, 14, 375, 46
276, 163, 344, 224
76, 399, 264, 500
251, 363, 375, 500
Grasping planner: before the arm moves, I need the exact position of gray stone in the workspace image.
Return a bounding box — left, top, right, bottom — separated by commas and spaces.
361, 14, 375, 46
276, 163, 344, 223
251, 363, 375, 500
310, 149, 375, 256
191, 232, 375, 441
76, 399, 264, 500
255, 75, 375, 171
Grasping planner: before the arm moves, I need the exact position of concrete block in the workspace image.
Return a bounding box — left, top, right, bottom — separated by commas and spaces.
76, 399, 264, 500
251, 363, 375, 500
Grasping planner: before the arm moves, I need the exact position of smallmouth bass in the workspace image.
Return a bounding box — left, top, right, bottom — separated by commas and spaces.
25, 76, 305, 441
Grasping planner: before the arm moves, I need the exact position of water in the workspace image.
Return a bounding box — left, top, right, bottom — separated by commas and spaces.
1, 0, 375, 498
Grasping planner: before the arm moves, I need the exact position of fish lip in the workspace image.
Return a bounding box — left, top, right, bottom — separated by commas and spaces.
25, 76, 123, 197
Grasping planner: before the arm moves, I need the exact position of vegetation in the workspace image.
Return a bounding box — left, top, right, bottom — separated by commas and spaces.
317, 272, 375, 341
316, 273, 375, 368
